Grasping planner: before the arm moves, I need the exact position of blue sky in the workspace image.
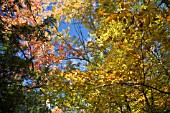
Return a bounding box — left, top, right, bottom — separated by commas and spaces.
42, 2, 91, 72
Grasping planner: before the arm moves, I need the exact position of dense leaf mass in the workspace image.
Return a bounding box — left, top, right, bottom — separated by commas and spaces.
0, 0, 170, 113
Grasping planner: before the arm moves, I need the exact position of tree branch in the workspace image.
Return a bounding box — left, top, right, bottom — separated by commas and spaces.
118, 82, 170, 95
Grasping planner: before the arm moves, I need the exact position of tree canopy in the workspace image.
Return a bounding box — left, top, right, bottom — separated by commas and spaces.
0, 0, 170, 113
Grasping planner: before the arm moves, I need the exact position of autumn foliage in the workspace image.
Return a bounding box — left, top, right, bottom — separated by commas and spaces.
1, 0, 170, 113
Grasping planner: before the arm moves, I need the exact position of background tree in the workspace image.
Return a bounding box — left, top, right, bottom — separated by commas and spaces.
0, 0, 55, 112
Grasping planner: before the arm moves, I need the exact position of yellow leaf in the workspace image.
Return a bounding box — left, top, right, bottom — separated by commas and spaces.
98, 79, 104, 83
64, 103, 71, 108
40, 88, 45, 92
60, 72, 64, 77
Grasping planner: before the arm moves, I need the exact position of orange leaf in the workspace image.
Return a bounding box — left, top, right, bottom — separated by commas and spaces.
98, 11, 104, 15
167, 16, 170, 22
106, 14, 118, 22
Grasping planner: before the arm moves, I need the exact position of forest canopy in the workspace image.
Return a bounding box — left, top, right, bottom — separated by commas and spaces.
0, 0, 170, 113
